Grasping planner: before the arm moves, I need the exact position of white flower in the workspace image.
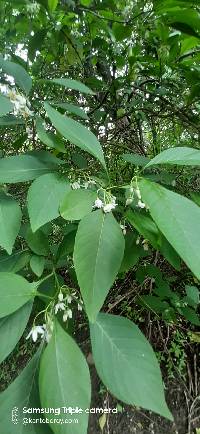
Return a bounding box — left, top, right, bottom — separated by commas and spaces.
120, 224, 126, 235
110, 195, 116, 204
71, 182, 80, 189
143, 243, 149, 251
63, 308, 73, 322
54, 302, 66, 314
15, 94, 27, 106
7, 88, 18, 101
126, 197, 133, 206
84, 182, 89, 189
136, 236, 140, 245
142, 240, 149, 251
135, 188, 142, 200
137, 200, 146, 209
27, 2, 40, 14
78, 303, 83, 311
171, 180, 176, 187
58, 291, 64, 302
1, 84, 9, 95
44, 319, 54, 342
66, 294, 72, 304
103, 202, 117, 213
94, 198, 103, 209
21, 106, 33, 118
26, 127, 32, 138
26, 325, 45, 343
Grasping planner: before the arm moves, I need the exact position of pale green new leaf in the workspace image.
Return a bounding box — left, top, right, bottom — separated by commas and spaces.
145, 147, 200, 168
60, 189, 96, 220
139, 178, 200, 279
0, 95, 13, 116
0, 301, 32, 364
39, 320, 91, 434
90, 313, 172, 420
52, 78, 94, 94
0, 273, 35, 318
0, 193, 22, 254
74, 210, 125, 321
44, 103, 106, 168
28, 173, 70, 232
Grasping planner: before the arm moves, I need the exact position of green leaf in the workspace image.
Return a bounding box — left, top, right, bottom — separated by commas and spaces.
0, 95, 13, 116
180, 306, 200, 325
44, 103, 106, 168
28, 29, 47, 62
48, 0, 58, 12
30, 255, 45, 277
126, 210, 181, 270
28, 173, 70, 232
0, 153, 59, 183
25, 226, 49, 256
51, 78, 94, 94
36, 117, 66, 153
139, 178, 200, 279
190, 191, 200, 206
0, 250, 30, 272
0, 301, 32, 364
53, 102, 89, 120
71, 153, 88, 168
0, 114, 25, 126
123, 153, 150, 166
39, 320, 91, 434
0, 56, 32, 94
112, 23, 132, 41
120, 232, 146, 273
140, 295, 169, 313
74, 210, 125, 321
0, 193, 22, 254
0, 347, 52, 434
90, 313, 172, 420
0, 272, 34, 318
56, 229, 76, 262
164, 9, 200, 38
145, 147, 200, 168
185, 285, 199, 308
60, 189, 96, 221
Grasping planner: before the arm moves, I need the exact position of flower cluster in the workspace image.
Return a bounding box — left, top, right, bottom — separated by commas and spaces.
26, 2, 40, 14
54, 290, 83, 322
94, 194, 117, 213
71, 179, 96, 190
126, 184, 146, 209
54, 291, 73, 322
3, 87, 33, 118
